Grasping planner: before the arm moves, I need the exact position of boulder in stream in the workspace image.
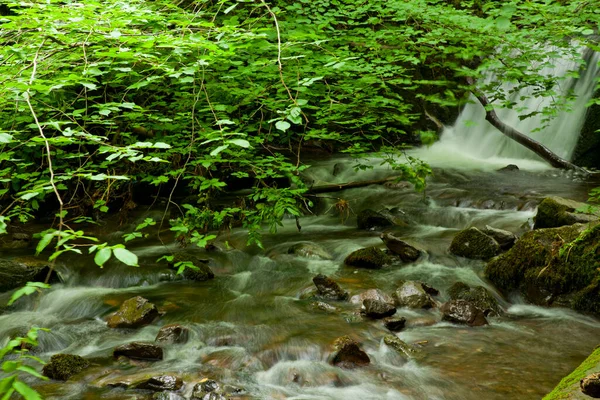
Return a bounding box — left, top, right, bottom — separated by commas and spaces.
581, 373, 600, 398
380, 233, 421, 262
330, 336, 370, 368
344, 247, 391, 269
449, 227, 500, 260
0, 258, 61, 292
350, 288, 394, 306
393, 281, 436, 309
485, 222, 600, 314
155, 324, 190, 344
357, 209, 394, 230
42, 354, 90, 381
383, 335, 422, 359
483, 225, 517, 251
192, 379, 226, 399
136, 375, 184, 391
170, 253, 214, 282
106, 296, 160, 329
362, 299, 396, 319
113, 342, 163, 360
534, 196, 598, 229
440, 299, 488, 327
288, 242, 333, 260
312, 274, 349, 300
153, 393, 187, 400
497, 164, 519, 172
383, 317, 407, 332
448, 282, 503, 316
310, 301, 340, 313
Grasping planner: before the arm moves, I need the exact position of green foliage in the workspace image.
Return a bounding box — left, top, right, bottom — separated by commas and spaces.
8, 282, 51, 306
0, 327, 48, 400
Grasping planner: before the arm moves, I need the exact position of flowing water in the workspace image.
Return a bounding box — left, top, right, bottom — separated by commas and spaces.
1, 159, 600, 400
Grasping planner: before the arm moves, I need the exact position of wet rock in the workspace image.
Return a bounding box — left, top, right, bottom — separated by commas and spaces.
393, 281, 436, 309
380, 233, 421, 262
344, 247, 391, 269
155, 324, 189, 344
330, 336, 370, 368
288, 242, 333, 260
332, 162, 346, 177
0, 258, 60, 292
170, 253, 215, 282
350, 288, 394, 306
310, 301, 340, 313
383, 317, 406, 332
362, 299, 396, 319
440, 299, 488, 327
449, 227, 500, 260
106, 296, 160, 329
192, 379, 226, 399
448, 282, 503, 316
113, 342, 163, 360
483, 225, 517, 251
407, 317, 437, 327
136, 375, 183, 391
485, 223, 600, 314
42, 354, 89, 381
581, 372, 600, 398
383, 335, 422, 359
356, 209, 393, 230
534, 196, 598, 229
421, 282, 440, 296
153, 393, 187, 400
312, 274, 349, 300
498, 164, 519, 172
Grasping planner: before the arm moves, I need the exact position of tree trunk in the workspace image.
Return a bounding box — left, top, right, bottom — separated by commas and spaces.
466, 77, 588, 173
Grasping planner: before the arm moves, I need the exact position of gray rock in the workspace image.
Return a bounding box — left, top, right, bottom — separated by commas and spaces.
440, 299, 488, 327
497, 164, 519, 172
448, 282, 503, 316
310, 301, 340, 313
106, 296, 159, 329
42, 354, 89, 381
136, 375, 183, 391
0, 258, 60, 292
380, 233, 421, 262
288, 242, 333, 260
393, 281, 436, 309
191, 380, 226, 399
449, 227, 500, 260
153, 393, 187, 400
484, 225, 517, 251
344, 247, 391, 269
350, 288, 394, 306
312, 274, 348, 300
155, 324, 189, 344
330, 336, 370, 368
362, 299, 396, 319
113, 342, 163, 360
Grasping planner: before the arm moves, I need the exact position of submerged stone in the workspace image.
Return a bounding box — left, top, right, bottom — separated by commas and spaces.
356, 209, 393, 230
106, 296, 159, 329
449, 227, 500, 260
344, 247, 391, 269
42, 354, 89, 381
312, 274, 349, 300
288, 242, 333, 260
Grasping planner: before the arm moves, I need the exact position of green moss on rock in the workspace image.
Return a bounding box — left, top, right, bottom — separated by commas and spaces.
486, 223, 600, 313
42, 354, 90, 381
449, 227, 500, 260
344, 247, 391, 269
543, 346, 600, 399
534, 196, 598, 229
106, 296, 159, 329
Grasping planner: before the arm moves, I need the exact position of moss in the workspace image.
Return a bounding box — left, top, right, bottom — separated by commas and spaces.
447, 282, 502, 316
449, 227, 499, 260
42, 354, 90, 381
344, 247, 390, 269
543, 347, 600, 399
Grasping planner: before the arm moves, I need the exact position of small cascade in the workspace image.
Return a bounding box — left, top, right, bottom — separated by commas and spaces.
422, 49, 600, 168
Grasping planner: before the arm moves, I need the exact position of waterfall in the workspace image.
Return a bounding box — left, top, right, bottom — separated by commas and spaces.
416, 49, 600, 169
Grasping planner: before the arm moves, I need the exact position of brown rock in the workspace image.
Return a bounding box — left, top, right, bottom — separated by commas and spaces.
106, 296, 159, 329
155, 324, 189, 344
331, 336, 370, 368
113, 342, 163, 361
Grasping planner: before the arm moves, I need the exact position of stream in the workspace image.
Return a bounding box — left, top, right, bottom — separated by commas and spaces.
1, 152, 600, 399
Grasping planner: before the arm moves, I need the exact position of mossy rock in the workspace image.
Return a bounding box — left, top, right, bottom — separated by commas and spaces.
449, 227, 500, 260
448, 282, 503, 316
485, 223, 600, 313
534, 196, 598, 230
383, 335, 423, 360
171, 253, 214, 282
42, 354, 90, 381
344, 247, 391, 269
106, 296, 159, 329
543, 346, 600, 399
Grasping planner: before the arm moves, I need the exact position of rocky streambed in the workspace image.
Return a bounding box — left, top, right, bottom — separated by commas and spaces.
1, 159, 600, 400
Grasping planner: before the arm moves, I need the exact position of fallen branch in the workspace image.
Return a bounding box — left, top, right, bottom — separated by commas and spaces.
466, 77, 588, 173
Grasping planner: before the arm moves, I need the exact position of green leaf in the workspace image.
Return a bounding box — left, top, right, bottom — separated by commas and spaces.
113, 248, 138, 267
17, 365, 46, 380
13, 381, 43, 400
275, 121, 291, 132
210, 144, 229, 157
0, 133, 13, 143
94, 247, 112, 267
8, 282, 50, 306
495, 16, 511, 30
227, 139, 251, 148
2, 361, 18, 373
36, 232, 55, 255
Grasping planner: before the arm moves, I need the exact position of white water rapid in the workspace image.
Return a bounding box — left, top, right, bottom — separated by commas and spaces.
413, 50, 600, 171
